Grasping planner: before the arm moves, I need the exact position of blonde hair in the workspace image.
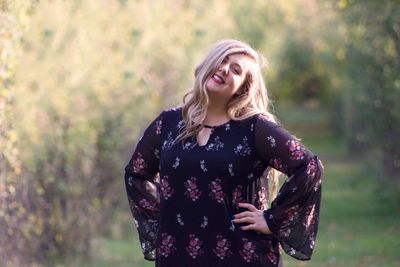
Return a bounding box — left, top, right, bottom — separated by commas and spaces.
178, 39, 282, 201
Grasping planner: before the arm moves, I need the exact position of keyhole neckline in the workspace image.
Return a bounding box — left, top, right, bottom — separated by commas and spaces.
202, 119, 232, 129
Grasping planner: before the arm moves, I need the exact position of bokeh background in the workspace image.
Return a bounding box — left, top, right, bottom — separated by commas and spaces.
1, 0, 399, 266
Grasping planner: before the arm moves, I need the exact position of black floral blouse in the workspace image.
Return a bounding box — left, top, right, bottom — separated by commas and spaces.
124, 107, 324, 267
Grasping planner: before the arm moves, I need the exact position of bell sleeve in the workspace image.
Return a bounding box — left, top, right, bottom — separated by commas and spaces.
255, 114, 324, 261
124, 111, 164, 261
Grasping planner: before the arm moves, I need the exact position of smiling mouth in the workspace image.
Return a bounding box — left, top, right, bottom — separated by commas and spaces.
211, 73, 225, 84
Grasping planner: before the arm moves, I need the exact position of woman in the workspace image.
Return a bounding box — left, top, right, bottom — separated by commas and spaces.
124, 39, 324, 267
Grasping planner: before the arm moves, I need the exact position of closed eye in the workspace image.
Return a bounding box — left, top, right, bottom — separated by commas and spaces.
232, 65, 242, 75
232, 68, 240, 75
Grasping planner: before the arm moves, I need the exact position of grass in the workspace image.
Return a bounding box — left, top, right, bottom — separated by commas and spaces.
282, 138, 400, 267
54, 107, 400, 267
77, 137, 399, 267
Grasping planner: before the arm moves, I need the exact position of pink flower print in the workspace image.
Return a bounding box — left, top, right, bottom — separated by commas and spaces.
186, 234, 204, 259
266, 241, 278, 265
208, 178, 225, 204
279, 228, 291, 237
155, 119, 162, 134
239, 238, 258, 263
184, 177, 202, 201
138, 198, 158, 211
159, 233, 176, 257
133, 152, 147, 174
285, 139, 306, 160
280, 205, 300, 235
232, 185, 243, 207
286, 205, 300, 222
160, 175, 174, 200
212, 235, 232, 260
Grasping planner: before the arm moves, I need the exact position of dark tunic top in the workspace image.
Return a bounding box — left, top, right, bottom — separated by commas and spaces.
124, 107, 324, 267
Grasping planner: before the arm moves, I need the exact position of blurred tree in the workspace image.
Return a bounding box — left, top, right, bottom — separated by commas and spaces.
0, 0, 37, 266
5, 0, 398, 265
9, 0, 234, 263
338, 0, 400, 179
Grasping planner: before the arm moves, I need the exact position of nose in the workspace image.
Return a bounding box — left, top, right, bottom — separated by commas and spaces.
219, 62, 229, 75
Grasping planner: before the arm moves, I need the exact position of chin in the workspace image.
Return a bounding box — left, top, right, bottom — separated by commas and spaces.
206, 81, 223, 93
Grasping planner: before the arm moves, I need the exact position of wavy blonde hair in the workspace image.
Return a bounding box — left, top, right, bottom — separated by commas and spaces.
177, 39, 282, 201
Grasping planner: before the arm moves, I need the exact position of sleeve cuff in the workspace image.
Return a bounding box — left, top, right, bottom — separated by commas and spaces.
263, 209, 279, 238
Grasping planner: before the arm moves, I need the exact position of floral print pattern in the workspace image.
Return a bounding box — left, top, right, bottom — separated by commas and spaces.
162, 131, 175, 151
266, 241, 278, 265
184, 177, 202, 201
234, 136, 252, 156
239, 238, 258, 263
208, 178, 225, 204
138, 198, 158, 211
124, 108, 324, 266
160, 175, 174, 200
186, 234, 204, 259
286, 139, 306, 160
176, 213, 184, 226
159, 233, 176, 257
279, 205, 300, 237
182, 138, 196, 150
200, 160, 208, 172
205, 136, 224, 151
133, 152, 146, 174
212, 235, 232, 259
155, 119, 162, 134
172, 157, 180, 169
267, 135, 276, 147
228, 163, 235, 176
200, 216, 208, 228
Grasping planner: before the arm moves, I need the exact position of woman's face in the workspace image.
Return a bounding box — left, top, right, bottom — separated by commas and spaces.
205, 53, 253, 101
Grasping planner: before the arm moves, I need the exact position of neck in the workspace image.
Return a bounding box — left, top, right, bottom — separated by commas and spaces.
204, 99, 229, 125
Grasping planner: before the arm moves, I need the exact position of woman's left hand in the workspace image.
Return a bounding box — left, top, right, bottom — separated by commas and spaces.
232, 202, 272, 235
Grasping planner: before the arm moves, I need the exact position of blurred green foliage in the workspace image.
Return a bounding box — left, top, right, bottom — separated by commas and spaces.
0, 0, 399, 266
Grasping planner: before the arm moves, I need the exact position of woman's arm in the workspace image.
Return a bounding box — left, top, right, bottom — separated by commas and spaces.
124, 111, 164, 261
254, 114, 324, 261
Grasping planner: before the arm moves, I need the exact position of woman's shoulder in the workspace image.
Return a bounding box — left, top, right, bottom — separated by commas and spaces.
254, 112, 282, 128
161, 106, 182, 116
236, 112, 281, 128
158, 106, 183, 129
